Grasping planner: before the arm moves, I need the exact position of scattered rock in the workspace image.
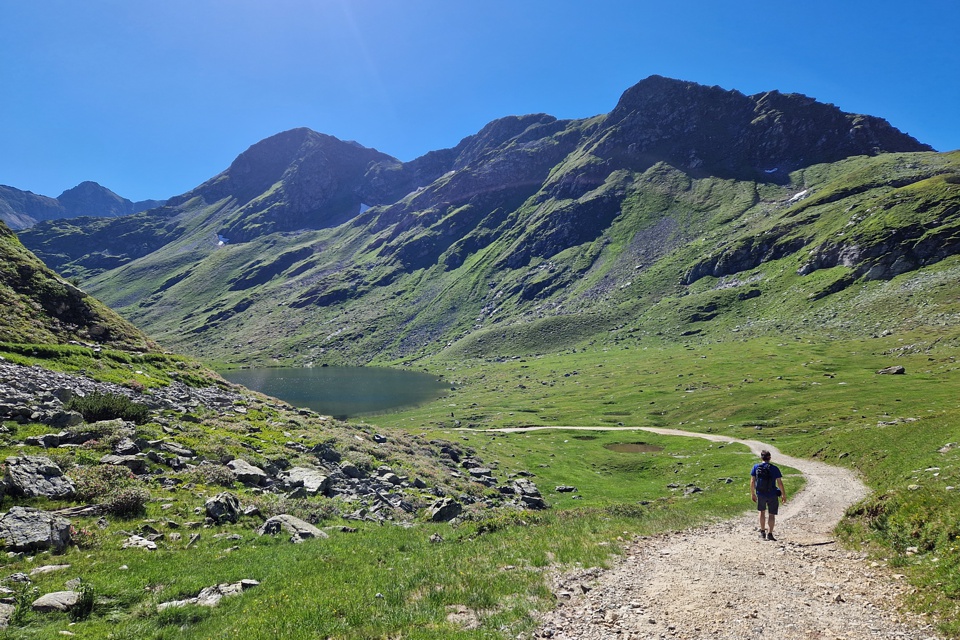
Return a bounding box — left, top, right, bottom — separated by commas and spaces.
555, 485, 578, 493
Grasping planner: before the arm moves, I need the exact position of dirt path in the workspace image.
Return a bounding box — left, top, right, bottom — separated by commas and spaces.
489, 427, 942, 640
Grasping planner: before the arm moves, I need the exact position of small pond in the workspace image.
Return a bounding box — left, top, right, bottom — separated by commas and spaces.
604, 442, 664, 453
221, 366, 451, 419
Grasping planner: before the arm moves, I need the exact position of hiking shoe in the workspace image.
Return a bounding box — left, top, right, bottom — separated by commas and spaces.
766, 533, 777, 541
759, 529, 766, 539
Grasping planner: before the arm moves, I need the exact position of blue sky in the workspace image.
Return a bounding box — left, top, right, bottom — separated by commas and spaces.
1, 0, 958, 202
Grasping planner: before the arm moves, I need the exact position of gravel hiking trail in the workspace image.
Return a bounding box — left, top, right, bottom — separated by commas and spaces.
489, 426, 942, 640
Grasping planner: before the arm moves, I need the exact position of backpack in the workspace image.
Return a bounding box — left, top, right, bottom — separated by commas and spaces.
755, 462, 775, 493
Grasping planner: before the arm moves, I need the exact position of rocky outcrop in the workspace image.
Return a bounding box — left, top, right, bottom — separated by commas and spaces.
205, 492, 241, 525
3, 456, 75, 499
0, 507, 72, 553
257, 515, 329, 543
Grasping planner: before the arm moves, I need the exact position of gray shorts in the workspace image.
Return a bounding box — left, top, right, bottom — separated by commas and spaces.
757, 494, 779, 515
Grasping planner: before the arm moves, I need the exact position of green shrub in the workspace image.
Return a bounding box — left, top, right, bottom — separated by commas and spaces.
66, 391, 150, 424
180, 464, 236, 488
72, 464, 137, 501
101, 486, 151, 517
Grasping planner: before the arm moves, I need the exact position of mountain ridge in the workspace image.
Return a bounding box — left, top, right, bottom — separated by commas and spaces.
17, 75, 956, 365
0, 180, 164, 231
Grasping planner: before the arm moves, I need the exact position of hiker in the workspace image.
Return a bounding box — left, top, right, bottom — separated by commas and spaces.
751, 449, 786, 541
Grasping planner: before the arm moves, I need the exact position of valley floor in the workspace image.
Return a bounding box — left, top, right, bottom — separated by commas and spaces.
505, 429, 942, 640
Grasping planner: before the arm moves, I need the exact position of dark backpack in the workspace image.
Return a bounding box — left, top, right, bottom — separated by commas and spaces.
755, 462, 774, 493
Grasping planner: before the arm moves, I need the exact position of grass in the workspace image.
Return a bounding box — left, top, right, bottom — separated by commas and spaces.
0, 419, 760, 639
371, 330, 960, 633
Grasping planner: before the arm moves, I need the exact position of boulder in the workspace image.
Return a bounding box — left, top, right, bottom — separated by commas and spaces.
205, 492, 241, 525
113, 437, 140, 455
427, 497, 462, 522
226, 459, 268, 486
157, 579, 259, 611
45, 411, 83, 429
555, 485, 578, 493
340, 462, 363, 479
0, 507, 71, 553
31, 590, 80, 613
24, 433, 62, 448
122, 535, 157, 551
99, 454, 148, 475
512, 479, 547, 510
160, 441, 195, 457
4, 456, 75, 499
278, 467, 330, 496
257, 515, 328, 542
877, 365, 906, 375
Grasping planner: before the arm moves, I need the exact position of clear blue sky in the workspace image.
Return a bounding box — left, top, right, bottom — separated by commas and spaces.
1, 0, 957, 202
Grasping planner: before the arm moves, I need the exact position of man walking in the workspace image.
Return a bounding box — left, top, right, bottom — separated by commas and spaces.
751, 450, 786, 541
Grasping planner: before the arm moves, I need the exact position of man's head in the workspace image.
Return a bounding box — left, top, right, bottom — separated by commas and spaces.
760, 450, 771, 462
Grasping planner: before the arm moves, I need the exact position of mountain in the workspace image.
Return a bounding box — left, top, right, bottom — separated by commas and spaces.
18, 75, 958, 365
0, 220, 156, 350
0, 181, 164, 230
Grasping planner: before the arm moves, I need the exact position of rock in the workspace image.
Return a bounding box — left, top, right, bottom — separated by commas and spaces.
278, 467, 330, 496
113, 437, 140, 455
340, 462, 363, 479
4, 456, 75, 499
28, 564, 70, 576
555, 485, 578, 493
226, 459, 268, 486
24, 433, 61, 448
876, 365, 906, 375
512, 479, 548, 510
122, 535, 157, 551
0, 602, 13, 628
31, 590, 80, 613
160, 441, 195, 457
0, 507, 71, 553
205, 492, 241, 524
157, 579, 259, 611
257, 515, 328, 542
99, 454, 148, 475
45, 411, 83, 429
427, 497, 462, 522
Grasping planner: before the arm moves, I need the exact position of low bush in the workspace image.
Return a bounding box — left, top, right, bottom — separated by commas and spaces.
67, 391, 150, 424
72, 464, 137, 501
101, 486, 151, 517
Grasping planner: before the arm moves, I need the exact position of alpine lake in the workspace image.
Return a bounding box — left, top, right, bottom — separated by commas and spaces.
219, 366, 452, 419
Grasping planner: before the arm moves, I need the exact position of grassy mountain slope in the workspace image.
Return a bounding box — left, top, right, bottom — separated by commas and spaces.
0, 221, 156, 350
19, 77, 952, 367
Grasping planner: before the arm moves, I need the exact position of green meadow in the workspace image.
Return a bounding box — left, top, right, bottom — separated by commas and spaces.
2, 330, 958, 638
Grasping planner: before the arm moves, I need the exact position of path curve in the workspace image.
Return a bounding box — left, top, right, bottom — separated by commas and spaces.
485, 426, 940, 639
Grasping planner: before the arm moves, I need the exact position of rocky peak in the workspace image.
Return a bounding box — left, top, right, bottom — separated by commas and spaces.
56, 181, 129, 217
596, 75, 932, 181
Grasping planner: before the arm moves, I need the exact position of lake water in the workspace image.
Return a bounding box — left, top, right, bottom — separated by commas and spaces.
221, 366, 450, 418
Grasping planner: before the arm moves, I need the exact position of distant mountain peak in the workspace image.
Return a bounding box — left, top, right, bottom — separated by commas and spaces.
601, 75, 932, 180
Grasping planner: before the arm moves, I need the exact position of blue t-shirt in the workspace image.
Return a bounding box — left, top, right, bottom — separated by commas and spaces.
751, 462, 782, 496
